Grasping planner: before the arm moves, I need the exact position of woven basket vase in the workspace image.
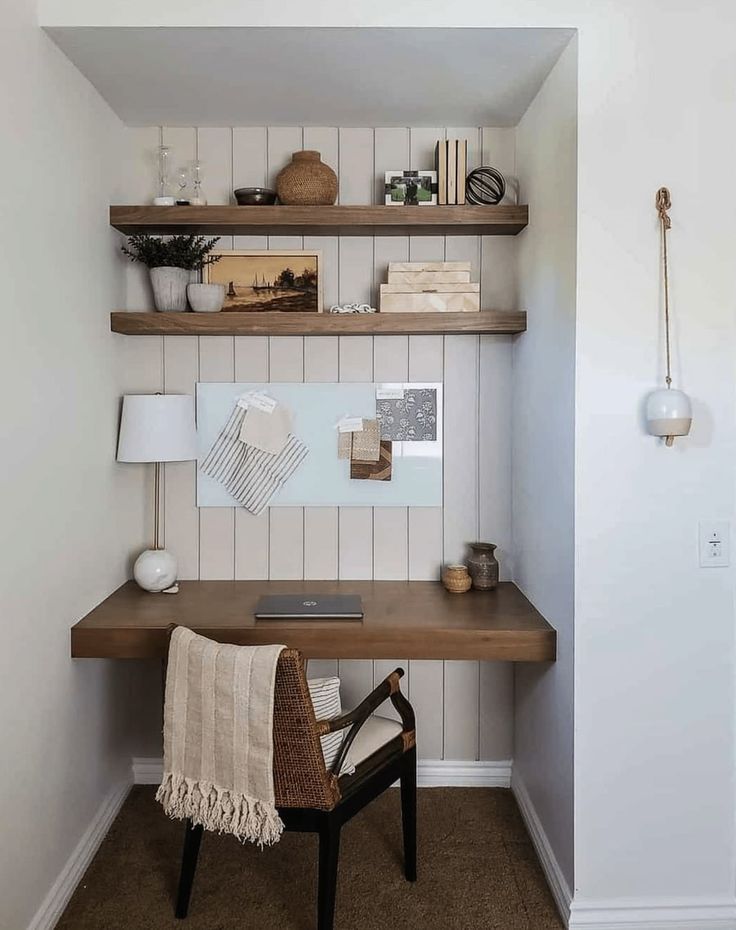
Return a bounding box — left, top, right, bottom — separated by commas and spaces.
276, 150, 338, 205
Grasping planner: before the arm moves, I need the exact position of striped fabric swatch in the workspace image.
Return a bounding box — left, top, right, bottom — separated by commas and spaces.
202, 405, 308, 515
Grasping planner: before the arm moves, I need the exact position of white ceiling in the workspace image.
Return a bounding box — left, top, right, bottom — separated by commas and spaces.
45, 27, 574, 127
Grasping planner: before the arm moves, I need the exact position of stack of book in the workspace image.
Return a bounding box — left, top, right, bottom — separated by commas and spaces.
379, 261, 480, 313
435, 139, 468, 205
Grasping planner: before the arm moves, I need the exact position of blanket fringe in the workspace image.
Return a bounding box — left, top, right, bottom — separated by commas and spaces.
156, 771, 284, 848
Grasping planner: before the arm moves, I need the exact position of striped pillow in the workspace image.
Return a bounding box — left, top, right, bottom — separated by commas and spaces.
307, 677, 343, 771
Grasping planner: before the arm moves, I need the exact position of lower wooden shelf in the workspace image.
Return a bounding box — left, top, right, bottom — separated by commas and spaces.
71, 580, 556, 662
110, 310, 527, 336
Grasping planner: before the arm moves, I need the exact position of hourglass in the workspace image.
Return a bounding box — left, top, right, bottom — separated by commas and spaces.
153, 145, 175, 205
190, 160, 207, 205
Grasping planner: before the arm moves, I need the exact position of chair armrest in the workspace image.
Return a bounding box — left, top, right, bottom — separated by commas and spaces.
315, 668, 415, 777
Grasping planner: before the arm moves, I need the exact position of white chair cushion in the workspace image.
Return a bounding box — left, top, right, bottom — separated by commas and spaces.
340, 715, 403, 775
307, 677, 343, 771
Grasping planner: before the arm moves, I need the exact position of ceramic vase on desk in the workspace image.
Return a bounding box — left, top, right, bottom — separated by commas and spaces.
467, 543, 499, 590
442, 564, 472, 594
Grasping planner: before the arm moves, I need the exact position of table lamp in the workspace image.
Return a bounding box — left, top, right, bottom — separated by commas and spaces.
117, 394, 197, 592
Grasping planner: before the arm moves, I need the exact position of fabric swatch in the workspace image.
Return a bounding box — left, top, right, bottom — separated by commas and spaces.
377, 388, 437, 441
350, 441, 392, 481
350, 418, 380, 462
239, 403, 292, 455
202, 405, 308, 514
337, 431, 352, 460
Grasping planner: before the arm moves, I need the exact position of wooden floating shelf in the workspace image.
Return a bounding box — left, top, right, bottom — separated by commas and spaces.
110, 310, 527, 336
110, 204, 529, 237
71, 580, 556, 662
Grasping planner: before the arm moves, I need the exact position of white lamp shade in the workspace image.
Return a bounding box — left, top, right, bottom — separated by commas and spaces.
645, 388, 693, 438
117, 394, 197, 463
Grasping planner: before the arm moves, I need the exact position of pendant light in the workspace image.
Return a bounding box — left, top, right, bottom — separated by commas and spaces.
645, 187, 692, 446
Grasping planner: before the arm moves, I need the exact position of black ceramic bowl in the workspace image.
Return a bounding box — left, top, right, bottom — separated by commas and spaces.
234, 187, 278, 206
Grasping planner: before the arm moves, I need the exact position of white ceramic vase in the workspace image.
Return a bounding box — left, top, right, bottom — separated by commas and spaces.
133, 548, 178, 592
150, 267, 190, 312
187, 282, 225, 312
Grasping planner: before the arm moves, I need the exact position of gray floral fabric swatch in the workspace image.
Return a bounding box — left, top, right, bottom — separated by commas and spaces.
377, 389, 437, 442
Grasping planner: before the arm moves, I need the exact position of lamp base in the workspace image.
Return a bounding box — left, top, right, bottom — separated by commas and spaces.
133, 548, 178, 593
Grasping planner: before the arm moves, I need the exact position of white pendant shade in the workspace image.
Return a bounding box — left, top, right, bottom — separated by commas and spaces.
117, 394, 197, 463
645, 388, 692, 439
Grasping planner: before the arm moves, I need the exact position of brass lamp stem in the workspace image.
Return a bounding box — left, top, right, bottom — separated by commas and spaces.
153, 460, 161, 550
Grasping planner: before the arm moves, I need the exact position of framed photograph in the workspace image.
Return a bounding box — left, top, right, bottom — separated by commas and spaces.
203, 250, 323, 312
384, 170, 438, 206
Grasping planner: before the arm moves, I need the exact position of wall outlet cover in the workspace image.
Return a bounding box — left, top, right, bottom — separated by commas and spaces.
698, 521, 730, 568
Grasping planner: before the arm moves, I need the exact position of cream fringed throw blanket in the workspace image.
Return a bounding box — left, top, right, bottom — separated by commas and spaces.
156, 627, 286, 847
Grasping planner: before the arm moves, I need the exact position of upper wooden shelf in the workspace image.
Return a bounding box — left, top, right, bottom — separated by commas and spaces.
110, 310, 526, 337
71, 580, 556, 662
109, 204, 529, 237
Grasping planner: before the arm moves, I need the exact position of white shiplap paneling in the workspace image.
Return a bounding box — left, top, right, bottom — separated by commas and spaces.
162, 336, 199, 579
198, 336, 235, 579
123, 123, 517, 764
304, 333, 339, 580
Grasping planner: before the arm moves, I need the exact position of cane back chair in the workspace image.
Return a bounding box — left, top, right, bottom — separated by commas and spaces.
174, 648, 417, 930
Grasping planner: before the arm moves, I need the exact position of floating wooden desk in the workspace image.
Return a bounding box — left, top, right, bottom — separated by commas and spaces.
71, 581, 556, 662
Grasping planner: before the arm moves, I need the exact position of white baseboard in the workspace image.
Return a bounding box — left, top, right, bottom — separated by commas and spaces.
568, 898, 736, 929
417, 759, 512, 787
26, 777, 131, 930
132, 757, 165, 785
133, 756, 512, 788
511, 770, 573, 926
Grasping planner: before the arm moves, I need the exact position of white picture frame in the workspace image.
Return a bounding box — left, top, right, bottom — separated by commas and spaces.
384, 170, 438, 206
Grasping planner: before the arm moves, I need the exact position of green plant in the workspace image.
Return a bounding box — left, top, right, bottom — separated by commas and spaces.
121, 234, 222, 270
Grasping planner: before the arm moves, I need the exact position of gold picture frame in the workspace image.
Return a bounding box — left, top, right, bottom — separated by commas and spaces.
203, 250, 323, 312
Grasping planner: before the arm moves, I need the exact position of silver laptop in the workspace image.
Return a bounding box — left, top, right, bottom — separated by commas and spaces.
254, 594, 363, 620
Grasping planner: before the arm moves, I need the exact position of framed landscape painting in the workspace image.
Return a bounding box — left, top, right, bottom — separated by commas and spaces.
203, 250, 323, 312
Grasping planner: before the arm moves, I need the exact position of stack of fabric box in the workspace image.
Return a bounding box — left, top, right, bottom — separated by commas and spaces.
379, 261, 480, 313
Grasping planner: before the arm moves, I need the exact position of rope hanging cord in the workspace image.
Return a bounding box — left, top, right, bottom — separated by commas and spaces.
655, 187, 673, 388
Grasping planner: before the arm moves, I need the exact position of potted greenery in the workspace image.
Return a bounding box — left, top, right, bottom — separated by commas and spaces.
122, 235, 222, 312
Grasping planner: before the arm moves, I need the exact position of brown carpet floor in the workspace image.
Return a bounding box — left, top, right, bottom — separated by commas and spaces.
57, 786, 563, 930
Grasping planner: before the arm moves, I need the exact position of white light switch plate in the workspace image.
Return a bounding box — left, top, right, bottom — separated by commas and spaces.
699, 521, 730, 567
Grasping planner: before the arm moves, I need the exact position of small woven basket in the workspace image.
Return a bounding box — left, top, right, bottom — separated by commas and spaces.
276, 151, 338, 205
441, 564, 472, 594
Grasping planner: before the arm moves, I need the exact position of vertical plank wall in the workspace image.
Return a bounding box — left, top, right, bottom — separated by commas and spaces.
119, 126, 517, 763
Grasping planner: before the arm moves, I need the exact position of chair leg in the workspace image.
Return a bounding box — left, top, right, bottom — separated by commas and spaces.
175, 819, 203, 919
317, 815, 342, 930
400, 746, 417, 881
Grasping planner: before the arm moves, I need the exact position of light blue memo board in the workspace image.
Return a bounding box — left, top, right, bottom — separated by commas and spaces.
196, 382, 443, 508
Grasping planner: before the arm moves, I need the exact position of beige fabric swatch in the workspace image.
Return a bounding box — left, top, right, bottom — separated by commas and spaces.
350, 419, 380, 462
337, 431, 352, 460
239, 404, 292, 455
156, 627, 286, 847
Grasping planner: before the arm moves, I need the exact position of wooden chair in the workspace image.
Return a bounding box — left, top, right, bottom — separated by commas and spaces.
174, 648, 417, 930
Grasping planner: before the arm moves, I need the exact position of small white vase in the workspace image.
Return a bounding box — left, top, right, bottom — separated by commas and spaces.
133, 548, 178, 592
150, 267, 190, 312
187, 282, 225, 312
